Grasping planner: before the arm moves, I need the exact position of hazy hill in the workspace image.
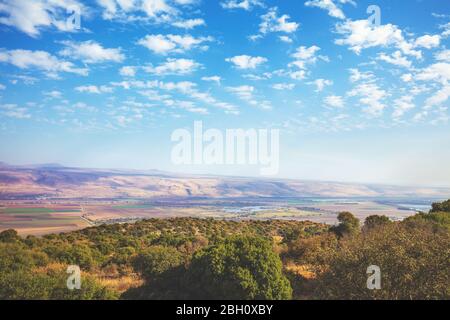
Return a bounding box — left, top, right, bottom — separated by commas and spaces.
0, 163, 449, 200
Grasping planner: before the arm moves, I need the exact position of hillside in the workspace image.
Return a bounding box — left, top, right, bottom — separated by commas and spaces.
1, 163, 449, 200
1, 200, 449, 300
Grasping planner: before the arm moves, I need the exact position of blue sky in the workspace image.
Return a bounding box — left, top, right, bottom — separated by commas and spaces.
0, 0, 449, 186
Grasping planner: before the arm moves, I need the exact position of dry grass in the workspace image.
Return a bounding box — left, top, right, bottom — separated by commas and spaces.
97, 275, 143, 293
285, 263, 317, 279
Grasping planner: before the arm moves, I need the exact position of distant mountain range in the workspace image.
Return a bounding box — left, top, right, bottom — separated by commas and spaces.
0, 163, 449, 200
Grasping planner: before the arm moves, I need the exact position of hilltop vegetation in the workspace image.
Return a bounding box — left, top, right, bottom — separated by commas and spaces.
0, 201, 449, 300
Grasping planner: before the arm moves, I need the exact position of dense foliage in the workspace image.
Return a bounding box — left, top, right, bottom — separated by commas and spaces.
0, 200, 449, 300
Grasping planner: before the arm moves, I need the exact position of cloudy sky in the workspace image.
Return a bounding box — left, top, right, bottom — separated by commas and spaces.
0, 0, 449, 186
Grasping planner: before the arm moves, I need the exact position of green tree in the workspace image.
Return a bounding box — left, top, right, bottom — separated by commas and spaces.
430, 199, 450, 213
0, 229, 20, 243
313, 222, 450, 299
183, 236, 292, 300
330, 212, 360, 237
0, 269, 118, 300
363, 215, 391, 231
133, 246, 183, 281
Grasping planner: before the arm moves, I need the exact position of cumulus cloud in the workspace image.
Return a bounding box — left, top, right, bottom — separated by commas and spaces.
348, 82, 388, 116
414, 35, 440, 49
305, 0, 354, 20
435, 49, 450, 62
59, 40, 125, 64
220, 0, 264, 11
272, 83, 295, 90
226, 85, 254, 99
201, 76, 221, 84
75, 85, 113, 94
393, 95, 414, 118
226, 85, 271, 109
0, 0, 87, 37
441, 22, 450, 37
425, 84, 450, 108
324, 95, 344, 108
144, 58, 200, 75
348, 68, 374, 83
172, 18, 205, 29
287, 45, 326, 80
0, 49, 88, 77
149, 80, 239, 114
279, 36, 293, 43
310, 78, 333, 91
0, 103, 30, 119
416, 63, 450, 84
137, 34, 212, 55
119, 66, 137, 77
291, 45, 322, 65
259, 7, 299, 34
250, 7, 298, 40
401, 73, 413, 82
98, 0, 178, 22
377, 51, 412, 68
335, 19, 421, 59
43, 90, 62, 99
226, 55, 267, 69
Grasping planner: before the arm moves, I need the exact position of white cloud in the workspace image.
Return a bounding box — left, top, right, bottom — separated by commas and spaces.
287, 45, 325, 79
173, 0, 197, 5
220, 0, 264, 11
152, 80, 239, 114
0, 84, 5, 90
324, 95, 344, 108
144, 58, 200, 75
201, 76, 221, 84
177, 100, 208, 114
0, 0, 87, 37
414, 35, 440, 49
272, 83, 295, 90
416, 63, 450, 84
348, 68, 374, 83
0, 103, 30, 119
291, 45, 321, 63
279, 36, 293, 43
425, 84, 450, 108
59, 40, 125, 64
226, 85, 271, 109
377, 51, 412, 68
310, 78, 333, 91
249, 7, 299, 41
401, 73, 413, 82
137, 34, 212, 55
258, 7, 299, 34
441, 22, 450, 37
305, 0, 352, 20
172, 18, 205, 29
44, 90, 62, 99
0, 49, 88, 77
226, 55, 267, 69
335, 19, 421, 58
75, 85, 113, 94
142, 0, 179, 18
289, 70, 307, 80
348, 82, 388, 116
98, 0, 178, 22
393, 95, 414, 118
435, 49, 450, 62
226, 85, 254, 99
119, 66, 137, 77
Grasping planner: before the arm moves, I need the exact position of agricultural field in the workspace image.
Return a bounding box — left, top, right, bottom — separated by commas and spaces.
0, 204, 89, 235
0, 197, 428, 236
